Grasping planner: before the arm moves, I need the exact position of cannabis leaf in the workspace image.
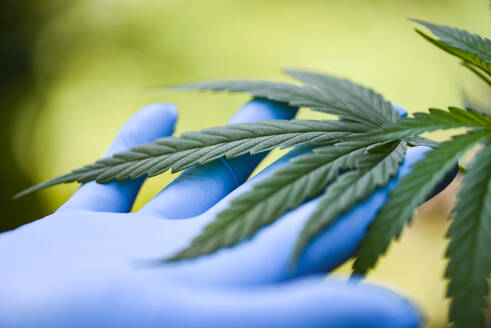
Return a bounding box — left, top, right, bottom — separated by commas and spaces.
292, 141, 407, 263
445, 142, 491, 328
354, 106, 491, 142
352, 129, 491, 276
14, 119, 368, 199
173, 69, 399, 127
413, 20, 491, 77
284, 69, 400, 124
166, 140, 376, 262
16, 69, 407, 198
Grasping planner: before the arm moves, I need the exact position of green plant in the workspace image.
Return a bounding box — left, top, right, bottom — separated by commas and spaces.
16, 20, 491, 327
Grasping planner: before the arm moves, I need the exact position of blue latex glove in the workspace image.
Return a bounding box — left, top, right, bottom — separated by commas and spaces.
0, 100, 438, 328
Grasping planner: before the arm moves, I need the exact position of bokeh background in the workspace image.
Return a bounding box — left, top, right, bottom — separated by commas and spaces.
2, 0, 490, 326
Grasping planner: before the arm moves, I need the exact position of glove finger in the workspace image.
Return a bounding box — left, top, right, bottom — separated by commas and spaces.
392, 104, 408, 117
137, 99, 297, 219
177, 276, 423, 328
58, 103, 177, 213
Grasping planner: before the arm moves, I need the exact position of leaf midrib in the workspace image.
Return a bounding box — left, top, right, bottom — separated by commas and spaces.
83, 130, 344, 177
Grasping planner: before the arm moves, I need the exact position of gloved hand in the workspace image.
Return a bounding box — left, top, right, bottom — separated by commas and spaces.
0, 100, 433, 328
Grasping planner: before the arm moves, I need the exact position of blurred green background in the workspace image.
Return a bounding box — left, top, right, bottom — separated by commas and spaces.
2, 0, 490, 326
